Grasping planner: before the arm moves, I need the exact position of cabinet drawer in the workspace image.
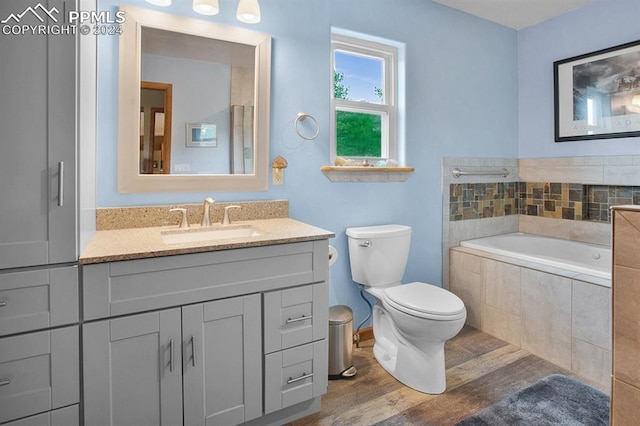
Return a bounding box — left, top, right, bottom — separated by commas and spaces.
0, 266, 78, 337
264, 339, 328, 414
264, 282, 328, 354
2, 404, 78, 426
0, 326, 79, 423
83, 241, 328, 321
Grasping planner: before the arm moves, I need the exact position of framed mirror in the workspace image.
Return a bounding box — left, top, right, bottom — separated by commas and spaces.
118, 4, 271, 193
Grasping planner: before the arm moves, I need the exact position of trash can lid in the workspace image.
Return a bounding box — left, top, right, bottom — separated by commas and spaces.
329, 305, 353, 325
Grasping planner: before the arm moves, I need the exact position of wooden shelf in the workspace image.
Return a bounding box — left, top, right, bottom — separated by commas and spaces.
320, 166, 414, 182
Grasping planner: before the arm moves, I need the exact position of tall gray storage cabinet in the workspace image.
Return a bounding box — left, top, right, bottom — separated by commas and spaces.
0, 1, 79, 424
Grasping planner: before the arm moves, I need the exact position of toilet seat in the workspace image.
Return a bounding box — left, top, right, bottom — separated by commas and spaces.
382, 282, 466, 321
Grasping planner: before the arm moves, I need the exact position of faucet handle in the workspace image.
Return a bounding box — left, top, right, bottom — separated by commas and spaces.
170, 208, 189, 229
223, 205, 241, 225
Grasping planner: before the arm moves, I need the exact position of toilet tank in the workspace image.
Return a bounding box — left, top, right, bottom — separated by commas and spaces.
346, 224, 411, 287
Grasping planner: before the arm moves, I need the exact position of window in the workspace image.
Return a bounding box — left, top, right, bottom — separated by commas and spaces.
330, 32, 399, 165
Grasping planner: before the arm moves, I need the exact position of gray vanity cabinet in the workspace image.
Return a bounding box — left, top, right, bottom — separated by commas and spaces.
0, 0, 77, 270
81, 240, 329, 426
83, 296, 262, 426
0, 2, 79, 421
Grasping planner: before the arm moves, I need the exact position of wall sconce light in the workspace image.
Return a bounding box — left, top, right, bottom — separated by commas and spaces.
146, 0, 172, 6
190, 0, 261, 23
632, 95, 640, 107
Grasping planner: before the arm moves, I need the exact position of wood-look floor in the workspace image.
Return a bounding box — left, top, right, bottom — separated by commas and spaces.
290, 325, 606, 426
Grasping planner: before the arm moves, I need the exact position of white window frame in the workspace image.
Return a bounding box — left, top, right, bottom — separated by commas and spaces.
330, 32, 398, 165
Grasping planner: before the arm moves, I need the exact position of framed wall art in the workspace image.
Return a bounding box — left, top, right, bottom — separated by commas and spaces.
186, 123, 217, 147
554, 39, 640, 142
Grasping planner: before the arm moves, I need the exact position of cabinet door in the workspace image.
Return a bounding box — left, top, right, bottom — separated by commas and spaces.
0, 0, 76, 270
0, 326, 79, 424
182, 294, 262, 426
83, 309, 182, 426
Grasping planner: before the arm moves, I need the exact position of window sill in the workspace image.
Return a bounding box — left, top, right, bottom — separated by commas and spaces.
320, 166, 414, 182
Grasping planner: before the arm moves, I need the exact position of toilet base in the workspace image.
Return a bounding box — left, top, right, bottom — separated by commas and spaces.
371, 305, 448, 394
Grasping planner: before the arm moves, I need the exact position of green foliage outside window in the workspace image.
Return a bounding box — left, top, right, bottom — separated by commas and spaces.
336, 111, 382, 157
334, 71, 383, 158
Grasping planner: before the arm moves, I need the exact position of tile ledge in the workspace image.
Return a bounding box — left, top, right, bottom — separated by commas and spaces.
320, 166, 414, 182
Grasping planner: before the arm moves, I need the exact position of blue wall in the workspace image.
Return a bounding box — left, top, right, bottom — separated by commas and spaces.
518, 0, 640, 158
96, 0, 518, 326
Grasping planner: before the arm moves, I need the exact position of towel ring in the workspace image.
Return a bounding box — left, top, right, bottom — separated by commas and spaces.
294, 112, 320, 140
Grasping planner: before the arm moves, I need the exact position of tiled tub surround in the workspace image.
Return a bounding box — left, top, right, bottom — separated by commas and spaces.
449, 246, 611, 391
96, 199, 289, 230
450, 182, 640, 223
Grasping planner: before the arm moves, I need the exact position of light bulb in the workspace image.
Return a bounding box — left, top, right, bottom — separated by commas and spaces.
237, 0, 261, 23
193, 0, 220, 15
146, 0, 171, 6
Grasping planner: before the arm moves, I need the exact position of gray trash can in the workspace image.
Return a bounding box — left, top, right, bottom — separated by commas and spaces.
328, 305, 357, 379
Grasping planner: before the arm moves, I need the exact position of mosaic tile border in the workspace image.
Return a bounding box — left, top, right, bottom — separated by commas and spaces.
449, 182, 640, 223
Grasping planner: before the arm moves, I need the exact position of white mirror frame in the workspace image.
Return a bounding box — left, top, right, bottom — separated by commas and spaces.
117, 4, 271, 193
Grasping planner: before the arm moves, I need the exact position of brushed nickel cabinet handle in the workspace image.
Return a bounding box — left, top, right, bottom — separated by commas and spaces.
58, 162, 64, 207
191, 335, 196, 367
287, 372, 313, 384
286, 315, 312, 324
0, 301, 6, 307
169, 339, 174, 372
0, 379, 10, 386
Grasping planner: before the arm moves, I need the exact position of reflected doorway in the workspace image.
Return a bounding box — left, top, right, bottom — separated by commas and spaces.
140, 81, 172, 174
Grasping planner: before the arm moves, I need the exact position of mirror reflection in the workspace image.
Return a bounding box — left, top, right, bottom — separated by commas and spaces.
140, 27, 255, 175
140, 81, 172, 174
117, 5, 271, 193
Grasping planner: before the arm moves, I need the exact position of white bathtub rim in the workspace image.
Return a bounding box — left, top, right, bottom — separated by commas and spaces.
451, 245, 611, 287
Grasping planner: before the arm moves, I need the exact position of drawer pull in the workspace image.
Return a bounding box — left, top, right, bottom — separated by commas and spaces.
191, 335, 197, 367
286, 315, 312, 324
0, 379, 10, 386
287, 372, 313, 384
169, 339, 175, 372
0, 301, 6, 307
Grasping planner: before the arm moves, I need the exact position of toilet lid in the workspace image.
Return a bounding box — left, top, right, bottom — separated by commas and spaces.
382, 282, 466, 320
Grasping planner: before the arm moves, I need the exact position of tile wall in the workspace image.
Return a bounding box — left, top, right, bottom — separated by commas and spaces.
441, 156, 640, 291
450, 181, 640, 223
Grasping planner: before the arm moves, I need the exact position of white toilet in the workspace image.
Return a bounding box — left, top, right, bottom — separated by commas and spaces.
346, 224, 466, 394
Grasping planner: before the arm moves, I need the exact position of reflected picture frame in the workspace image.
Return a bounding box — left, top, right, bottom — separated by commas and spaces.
186, 123, 217, 147
554, 39, 640, 142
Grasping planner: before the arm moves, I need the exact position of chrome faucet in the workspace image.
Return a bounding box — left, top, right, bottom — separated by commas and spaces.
223, 205, 241, 225
201, 197, 215, 227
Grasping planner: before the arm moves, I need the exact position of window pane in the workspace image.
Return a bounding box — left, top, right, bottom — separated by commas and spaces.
334, 51, 383, 104
336, 110, 382, 157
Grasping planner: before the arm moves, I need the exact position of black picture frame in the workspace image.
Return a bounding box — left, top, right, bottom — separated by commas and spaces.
554, 39, 640, 142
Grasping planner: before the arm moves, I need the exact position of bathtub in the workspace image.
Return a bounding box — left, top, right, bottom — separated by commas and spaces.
450, 233, 612, 389
459, 232, 611, 281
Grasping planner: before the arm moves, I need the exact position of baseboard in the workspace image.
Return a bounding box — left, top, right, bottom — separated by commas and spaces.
356, 326, 373, 342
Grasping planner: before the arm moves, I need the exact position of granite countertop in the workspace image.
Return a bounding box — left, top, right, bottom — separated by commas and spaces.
80, 218, 335, 265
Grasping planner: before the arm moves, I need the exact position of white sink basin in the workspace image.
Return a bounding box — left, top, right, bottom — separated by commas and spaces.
162, 226, 262, 244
